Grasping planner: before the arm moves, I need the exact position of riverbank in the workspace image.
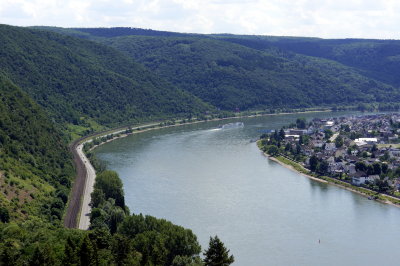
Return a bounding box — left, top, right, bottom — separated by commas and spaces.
85, 109, 333, 151
257, 141, 400, 207
65, 108, 344, 228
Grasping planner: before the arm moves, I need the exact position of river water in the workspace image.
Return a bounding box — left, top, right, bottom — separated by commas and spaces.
94, 111, 400, 266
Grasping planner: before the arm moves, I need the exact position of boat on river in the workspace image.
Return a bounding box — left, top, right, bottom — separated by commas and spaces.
219, 122, 244, 129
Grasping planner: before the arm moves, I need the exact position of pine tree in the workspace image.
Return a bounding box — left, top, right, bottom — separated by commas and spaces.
63, 237, 79, 266
79, 235, 96, 266
203, 236, 234, 266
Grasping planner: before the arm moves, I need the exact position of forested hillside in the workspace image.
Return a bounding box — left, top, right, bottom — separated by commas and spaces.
45, 27, 400, 111
0, 74, 74, 223
216, 36, 400, 88
98, 36, 399, 110
0, 25, 211, 136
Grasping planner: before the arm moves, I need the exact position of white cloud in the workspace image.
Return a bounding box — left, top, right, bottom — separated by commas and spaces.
0, 0, 399, 39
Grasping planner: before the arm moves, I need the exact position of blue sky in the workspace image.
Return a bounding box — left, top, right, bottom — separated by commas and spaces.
0, 0, 399, 39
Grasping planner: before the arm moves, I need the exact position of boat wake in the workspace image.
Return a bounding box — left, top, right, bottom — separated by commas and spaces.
219, 122, 244, 130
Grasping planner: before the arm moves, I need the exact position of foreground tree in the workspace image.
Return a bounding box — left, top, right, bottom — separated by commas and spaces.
203, 236, 234, 266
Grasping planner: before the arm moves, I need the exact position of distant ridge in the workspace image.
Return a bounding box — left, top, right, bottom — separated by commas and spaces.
40, 26, 400, 111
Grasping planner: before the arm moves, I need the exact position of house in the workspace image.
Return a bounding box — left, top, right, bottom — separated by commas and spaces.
285, 135, 300, 141
354, 138, 378, 146
389, 148, 400, 157
326, 156, 335, 164
347, 156, 360, 164
335, 148, 346, 158
325, 143, 336, 151
311, 140, 324, 148
351, 172, 368, 186
366, 175, 380, 184
344, 164, 356, 175
289, 129, 307, 136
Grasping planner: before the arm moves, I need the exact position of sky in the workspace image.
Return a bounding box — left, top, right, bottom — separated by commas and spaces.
0, 0, 399, 39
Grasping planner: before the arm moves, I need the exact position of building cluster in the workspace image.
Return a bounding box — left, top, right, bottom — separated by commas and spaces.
282, 114, 400, 190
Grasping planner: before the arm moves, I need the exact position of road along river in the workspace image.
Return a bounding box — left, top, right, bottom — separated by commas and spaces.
94, 111, 400, 266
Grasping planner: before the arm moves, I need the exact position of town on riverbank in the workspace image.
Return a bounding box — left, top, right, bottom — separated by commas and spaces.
259, 113, 400, 203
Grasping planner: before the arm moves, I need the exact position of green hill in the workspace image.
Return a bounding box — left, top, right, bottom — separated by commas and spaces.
45, 27, 400, 111
0, 25, 211, 137
0, 74, 74, 223
214, 36, 400, 88
98, 35, 399, 111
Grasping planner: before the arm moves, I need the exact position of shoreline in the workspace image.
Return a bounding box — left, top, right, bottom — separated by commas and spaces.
258, 146, 400, 208
66, 107, 360, 228
86, 109, 333, 151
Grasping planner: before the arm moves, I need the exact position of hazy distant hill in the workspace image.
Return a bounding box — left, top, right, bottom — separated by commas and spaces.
0, 25, 211, 131
42, 27, 400, 111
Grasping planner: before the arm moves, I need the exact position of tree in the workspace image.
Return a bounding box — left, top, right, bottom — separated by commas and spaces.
317, 160, 329, 175
296, 144, 301, 155
285, 143, 291, 152
0, 207, 10, 223
91, 188, 106, 208
79, 235, 96, 266
279, 128, 285, 140
63, 237, 79, 266
94, 171, 125, 208
172, 255, 203, 266
372, 163, 382, 175
366, 165, 374, 175
335, 136, 343, 148
324, 129, 333, 140
266, 145, 279, 156
111, 234, 141, 266
355, 161, 367, 172
309, 155, 318, 172
382, 163, 389, 174
203, 236, 234, 266
296, 118, 306, 129
29, 243, 56, 266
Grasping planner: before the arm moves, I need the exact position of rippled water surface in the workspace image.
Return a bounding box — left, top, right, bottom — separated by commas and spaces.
95, 112, 400, 266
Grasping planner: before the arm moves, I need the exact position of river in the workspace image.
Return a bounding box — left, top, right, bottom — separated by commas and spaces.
94, 111, 400, 266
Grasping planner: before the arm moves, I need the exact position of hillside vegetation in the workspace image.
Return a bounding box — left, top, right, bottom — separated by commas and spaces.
45, 27, 400, 112
0, 25, 211, 137
98, 36, 399, 111
218, 36, 400, 88
0, 74, 74, 223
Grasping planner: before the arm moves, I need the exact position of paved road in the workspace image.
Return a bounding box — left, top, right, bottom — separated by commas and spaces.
76, 143, 96, 229
330, 133, 339, 142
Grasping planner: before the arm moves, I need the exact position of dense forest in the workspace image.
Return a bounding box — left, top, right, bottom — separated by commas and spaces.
41, 27, 400, 112
0, 25, 212, 138
217, 36, 400, 87
98, 36, 399, 110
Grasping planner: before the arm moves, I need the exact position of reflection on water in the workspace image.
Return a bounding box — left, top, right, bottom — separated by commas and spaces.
95, 111, 400, 266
